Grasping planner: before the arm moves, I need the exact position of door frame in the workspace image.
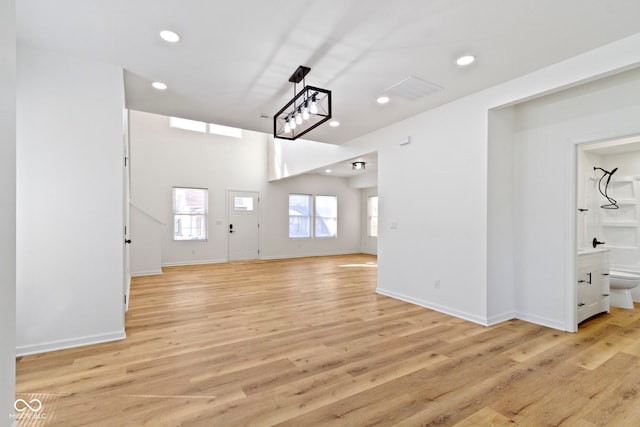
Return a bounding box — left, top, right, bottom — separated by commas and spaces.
227, 189, 261, 261
123, 109, 131, 314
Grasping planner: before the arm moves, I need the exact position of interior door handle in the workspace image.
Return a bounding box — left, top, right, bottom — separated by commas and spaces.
229, 224, 234, 233
125, 239, 132, 244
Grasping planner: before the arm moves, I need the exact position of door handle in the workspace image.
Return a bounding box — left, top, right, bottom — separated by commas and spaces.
229, 224, 234, 234
125, 239, 132, 244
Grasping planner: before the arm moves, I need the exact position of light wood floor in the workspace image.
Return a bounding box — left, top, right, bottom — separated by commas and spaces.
15, 254, 640, 426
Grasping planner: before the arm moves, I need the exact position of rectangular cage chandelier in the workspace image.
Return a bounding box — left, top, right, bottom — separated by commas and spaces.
273, 65, 331, 140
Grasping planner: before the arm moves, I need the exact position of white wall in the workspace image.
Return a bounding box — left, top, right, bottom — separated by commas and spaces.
270, 33, 640, 329
487, 107, 516, 324
129, 110, 362, 267
262, 174, 362, 259
130, 110, 269, 266
512, 67, 640, 330
130, 204, 163, 276
269, 134, 378, 182
373, 96, 491, 324
349, 171, 378, 190
0, 0, 16, 420
602, 150, 640, 176
16, 46, 126, 355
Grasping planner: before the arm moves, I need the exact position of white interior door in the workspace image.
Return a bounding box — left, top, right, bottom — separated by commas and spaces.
228, 190, 260, 261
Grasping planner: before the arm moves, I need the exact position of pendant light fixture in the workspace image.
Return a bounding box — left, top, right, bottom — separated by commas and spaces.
273, 66, 332, 140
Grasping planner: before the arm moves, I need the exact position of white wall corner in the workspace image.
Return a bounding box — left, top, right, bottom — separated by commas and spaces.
513, 312, 567, 332
376, 287, 491, 327
486, 312, 516, 326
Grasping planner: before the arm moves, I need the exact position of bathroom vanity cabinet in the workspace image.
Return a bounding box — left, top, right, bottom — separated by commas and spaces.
577, 250, 610, 323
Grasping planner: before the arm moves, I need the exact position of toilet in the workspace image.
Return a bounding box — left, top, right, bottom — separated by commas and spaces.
609, 270, 640, 309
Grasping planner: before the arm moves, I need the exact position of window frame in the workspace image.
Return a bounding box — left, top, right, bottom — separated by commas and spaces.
172, 187, 209, 241
288, 193, 313, 239
314, 194, 338, 239
288, 193, 338, 239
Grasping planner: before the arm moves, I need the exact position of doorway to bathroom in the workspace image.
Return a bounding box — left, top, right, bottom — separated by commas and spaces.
575, 134, 640, 326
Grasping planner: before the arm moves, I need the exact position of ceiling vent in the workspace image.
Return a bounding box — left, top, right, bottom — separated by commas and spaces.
382, 76, 442, 101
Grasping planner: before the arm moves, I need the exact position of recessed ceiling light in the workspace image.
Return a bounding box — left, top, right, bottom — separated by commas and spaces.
456, 55, 475, 66
329, 121, 340, 127
152, 82, 167, 90
377, 96, 390, 104
325, 169, 332, 173
160, 30, 181, 43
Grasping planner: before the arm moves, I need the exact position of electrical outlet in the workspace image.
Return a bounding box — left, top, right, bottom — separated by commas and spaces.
434, 279, 440, 289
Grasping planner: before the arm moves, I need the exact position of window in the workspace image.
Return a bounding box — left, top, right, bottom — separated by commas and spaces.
289, 194, 312, 238
209, 123, 242, 138
367, 196, 379, 237
169, 117, 207, 133
173, 187, 208, 240
288, 194, 338, 238
169, 116, 242, 138
315, 195, 337, 238
234, 196, 254, 211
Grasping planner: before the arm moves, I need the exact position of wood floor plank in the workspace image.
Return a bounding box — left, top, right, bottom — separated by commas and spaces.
453, 407, 515, 426
567, 334, 635, 370
14, 254, 640, 425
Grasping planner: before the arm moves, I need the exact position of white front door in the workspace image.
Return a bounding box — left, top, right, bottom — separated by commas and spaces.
228, 190, 260, 261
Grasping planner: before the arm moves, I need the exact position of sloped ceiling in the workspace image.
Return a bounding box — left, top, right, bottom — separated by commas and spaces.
16, 0, 640, 145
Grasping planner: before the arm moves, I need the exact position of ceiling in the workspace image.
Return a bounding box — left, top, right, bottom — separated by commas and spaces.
16, 1, 640, 145
307, 152, 378, 178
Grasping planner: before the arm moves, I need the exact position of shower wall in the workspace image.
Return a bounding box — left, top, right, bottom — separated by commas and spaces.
601, 151, 640, 279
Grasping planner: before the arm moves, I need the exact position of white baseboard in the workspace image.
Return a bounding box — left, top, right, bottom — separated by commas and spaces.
131, 269, 163, 277
376, 288, 567, 331
162, 259, 227, 267
16, 330, 126, 357
260, 251, 362, 261
486, 311, 516, 326
160, 253, 368, 266
375, 287, 489, 326
513, 312, 566, 331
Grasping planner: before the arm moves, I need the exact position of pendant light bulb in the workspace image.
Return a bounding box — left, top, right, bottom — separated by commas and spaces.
310, 94, 318, 114
290, 115, 297, 130
295, 108, 303, 125
302, 101, 310, 120
284, 119, 291, 133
